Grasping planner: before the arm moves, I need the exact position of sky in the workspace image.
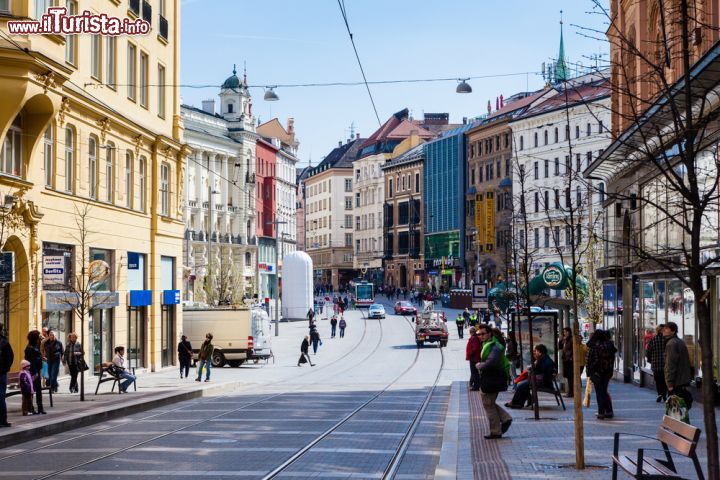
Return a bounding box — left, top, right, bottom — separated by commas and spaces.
180, 0, 610, 166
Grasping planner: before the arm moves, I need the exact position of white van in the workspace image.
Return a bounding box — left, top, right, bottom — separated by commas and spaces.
183, 307, 272, 367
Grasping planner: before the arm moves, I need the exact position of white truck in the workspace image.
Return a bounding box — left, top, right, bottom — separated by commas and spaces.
183, 306, 272, 367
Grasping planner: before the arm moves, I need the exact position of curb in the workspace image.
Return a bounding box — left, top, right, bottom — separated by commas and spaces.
0, 380, 245, 450
434, 381, 460, 479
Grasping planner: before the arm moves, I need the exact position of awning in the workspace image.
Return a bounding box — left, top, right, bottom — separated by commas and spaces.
528, 262, 588, 296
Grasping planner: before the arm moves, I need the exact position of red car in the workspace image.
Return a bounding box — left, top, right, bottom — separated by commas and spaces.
394, 301, 417, 315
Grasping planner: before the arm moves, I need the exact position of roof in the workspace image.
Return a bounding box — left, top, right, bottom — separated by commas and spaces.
517, 79, 610, 120
309, 138, 366, 177
257, 118, 296, 147
484, 88, 553, 122
382, 143, 425, 170
360, 108, 409, 149
296, 165, 313, 182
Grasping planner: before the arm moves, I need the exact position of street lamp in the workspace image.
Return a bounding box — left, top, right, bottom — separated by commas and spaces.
264, 87, 279, 101
456, 78, 472, 94
266, 219, 288, 336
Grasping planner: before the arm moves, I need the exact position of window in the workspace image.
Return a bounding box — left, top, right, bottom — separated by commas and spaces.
544, 227, 550, 248
519, 136, 524, 150
344, 214, 352, 229
91, 35, 101, 80
355, 169, 360, 181
598, 182, 605, 203
345, 197, 352, 210
554, 226, 560, 245
566, 225, 572, 246
125, 152, 133, 208
344, 178, 352, 192
544, 159, 549, 178
554, 189, 560, 209
496, 160, 500, 178
64, 126, 74, 192
587, 123, 592, 136
355, 193, 360, 208
34, 0, 51, 19
0, 0, 10, 12
88, 136, 98, 199
65, 0, 77, 65
565, 187, 571, 208
160, 163, 169, 216
533, 162, 538, 180
245, 252, 252, 267
534, 192, 539, 212
488, 163, 494, 180
479, 165, 483, 182
565, 155, 571, 174
564, 124, 569, 140
534, 228, 539, 248
576, 224, 582, 245
157, 64, 165, 118
544, 190, 549, 211
534, 132, 538, 147
355, 216, 360, 230
505, 159, 510, 177
470, 168, 475, 185
401, 175, 405, 191
586, 151, 592, 169
554, 157, 559, 175
345, 233, 352, 247
599, 120, 604, 133
575, 125, 580, 138
544, 130, 548, 145
127, 43, 137, 101
576, 153, 581, 172
415, 173, 419, 193
227, 102, 234, 113
576, 187, 582, 207
388, 178, 393, 197
105, 36, 116, 88
43, 125, 53, 187
139, 156, 146, 212
139, 52, 149, 107
105, 142, 114, 202
554, 127, 558, 143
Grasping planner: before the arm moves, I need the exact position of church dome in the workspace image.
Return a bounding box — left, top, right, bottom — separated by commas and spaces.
221, 66, 241, 90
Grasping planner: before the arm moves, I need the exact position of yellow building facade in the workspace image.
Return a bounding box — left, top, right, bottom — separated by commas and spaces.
0, 0, 186, 372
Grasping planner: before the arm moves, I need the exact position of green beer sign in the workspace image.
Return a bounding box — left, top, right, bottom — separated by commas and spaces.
542, 265, 564, 288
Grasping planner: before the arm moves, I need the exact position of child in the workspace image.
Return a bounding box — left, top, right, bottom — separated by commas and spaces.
19, 359, 35, 416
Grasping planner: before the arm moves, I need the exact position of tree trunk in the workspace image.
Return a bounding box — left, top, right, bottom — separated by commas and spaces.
696, 295, 719, 480
572, 320, 585, 469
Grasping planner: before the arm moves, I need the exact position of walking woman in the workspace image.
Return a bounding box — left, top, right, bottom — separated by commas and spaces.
298, 335, 315, 366
586, 329, 617, 419
24, 330, 45, 414
43, 330, 63, 393
178, 335, 193, 379
63, 333, 84, 393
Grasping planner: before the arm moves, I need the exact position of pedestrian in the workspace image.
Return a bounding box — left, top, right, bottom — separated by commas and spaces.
466, 326, 482, 391
310, 325, 321, 354
646, 324, 668, 402
18, 360, 34, 416
307, 308, 315, 327
339, 317, 347, 338
505, 344, 556, 409
559, 327, 579, 398
43, 330, 63, 393
178, 335, 193, 379
455, 313, 465, 339
0, 329, 14, 427
111, 346, 136, 393
298, 336, 315, 366
462, 308, 470, 327
330, 315, 338, 338
24, 330, 45, 414
195, 334, 214, 382
586, 329, 617, 419
663, 322, 693, 412
63, 332, 84, 394
469, 311, 478, 328
475, 324, 512, 439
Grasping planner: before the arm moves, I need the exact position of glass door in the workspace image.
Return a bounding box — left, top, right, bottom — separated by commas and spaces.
161, 305, 174, 367
127, 307, 145, 368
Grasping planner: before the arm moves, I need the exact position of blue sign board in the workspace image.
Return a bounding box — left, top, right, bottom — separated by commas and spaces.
127, 252, 140, 270
162, 289, 181, 305
129, 289, 152, 307
428, 270, 439, 276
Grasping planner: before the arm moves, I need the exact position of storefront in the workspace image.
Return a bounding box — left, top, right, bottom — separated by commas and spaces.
88, 248, 118, 372
160, 254, 178, 368
41, 242, 75, 342
127, 252, 149, 369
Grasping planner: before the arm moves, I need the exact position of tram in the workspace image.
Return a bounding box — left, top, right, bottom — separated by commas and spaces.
355, 281, 374, 308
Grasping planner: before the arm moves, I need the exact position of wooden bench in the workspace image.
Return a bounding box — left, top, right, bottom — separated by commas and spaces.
612, 415, 704, 479
94, 363, 136, 395
5, 372, 54, 407
530, 374, 566, 410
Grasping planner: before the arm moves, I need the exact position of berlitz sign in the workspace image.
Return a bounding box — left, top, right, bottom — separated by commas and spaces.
542, 265, 564, 288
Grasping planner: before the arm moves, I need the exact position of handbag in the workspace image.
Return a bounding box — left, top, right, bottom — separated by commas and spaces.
77, 357, 89, 372
479, 367, 508, 394
666, 394, 690, 424
298, 354, 308, 364
41, 360, 49, 379
583, 378, 593, 408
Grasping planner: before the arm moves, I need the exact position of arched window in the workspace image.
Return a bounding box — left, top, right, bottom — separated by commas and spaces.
105, 141, 115, 202
554, 127, 559, 143
44, 125, 53, 187
533, 132, 538, 147
88, 135, 98, 199
1, 114, 22, 177
245, 252, 252, 267
227, 102, 234, 113
139, 156, 146, 212
544, 130, 548, 145
598, 182, 605, 203
65, 125, 75, 192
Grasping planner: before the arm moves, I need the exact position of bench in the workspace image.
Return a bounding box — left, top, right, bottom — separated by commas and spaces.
530, 374, 566, 410
5, 372, 54, 407
94, 363, 136, 395
612, 415, 704, 479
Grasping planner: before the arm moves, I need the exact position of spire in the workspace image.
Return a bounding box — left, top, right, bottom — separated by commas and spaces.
233, 63, 237, 76
243, 61, 247, 86
555, 10, 569, 83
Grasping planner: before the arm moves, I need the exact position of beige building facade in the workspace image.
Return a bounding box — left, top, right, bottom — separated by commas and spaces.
0, 0, 186, 372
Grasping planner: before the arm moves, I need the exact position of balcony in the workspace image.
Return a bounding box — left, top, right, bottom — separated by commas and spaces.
194, 230, 206, 241
210, 232, 218, 242
215, 204, 224, 212
202, 201, 209, 209
188, 199, 198, 208
159, 14, 168, 40
246, 172, 256, 184
231, 235, 244, 245
248, 236, 257, 245
142, 1, 152, 24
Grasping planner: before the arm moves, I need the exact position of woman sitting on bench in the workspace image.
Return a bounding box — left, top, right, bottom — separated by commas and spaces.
505, 344, 556, 409
112, 346, 135, 393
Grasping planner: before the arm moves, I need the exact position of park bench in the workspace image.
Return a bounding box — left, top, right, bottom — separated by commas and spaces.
5, 371, 54, 407
94, 363, 136, 395
612, 415, 704, 480
530, 373, 566, 410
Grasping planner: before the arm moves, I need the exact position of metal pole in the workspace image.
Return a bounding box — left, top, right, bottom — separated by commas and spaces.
207, 183, 212, 291
274, 231, 279, 337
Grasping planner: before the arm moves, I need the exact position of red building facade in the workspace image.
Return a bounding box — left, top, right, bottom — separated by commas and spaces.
255, 139, 278, 237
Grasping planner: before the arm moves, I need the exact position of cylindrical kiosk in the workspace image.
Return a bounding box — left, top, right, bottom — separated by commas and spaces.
281, 251, 313, 321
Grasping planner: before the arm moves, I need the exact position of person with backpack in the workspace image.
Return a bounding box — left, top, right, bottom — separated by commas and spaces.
177, 335, 193, 379
586, 329, 617, 419
475, 324, 512, 439
330, 315, 338, 338
0, 330, 14, 426
195, 333, 214, 382
338, 317, 347, 338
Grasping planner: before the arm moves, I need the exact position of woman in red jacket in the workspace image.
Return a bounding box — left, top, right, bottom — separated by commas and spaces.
466, 326, 482, 390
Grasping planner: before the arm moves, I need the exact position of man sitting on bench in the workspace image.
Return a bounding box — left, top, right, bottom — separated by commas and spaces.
112, 346, 135, 393
505, 344, 556, 409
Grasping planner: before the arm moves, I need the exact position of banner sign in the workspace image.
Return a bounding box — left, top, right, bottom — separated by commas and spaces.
129, 289, 152, 307
127, 252, 140, 270
91, 291, 120, 309
162, 289, 181, 305
485, 192, 495, 251
43, 255, 65, 286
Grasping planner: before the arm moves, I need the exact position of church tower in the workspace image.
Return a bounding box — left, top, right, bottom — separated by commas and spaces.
219, 64, 255, 132
554, 12, 569, 83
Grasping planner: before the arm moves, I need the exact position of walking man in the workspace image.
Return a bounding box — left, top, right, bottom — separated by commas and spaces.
195, 333, 214, 382
0, 329, 14, 427
455, 313, 465, 339
330, 315, 338, 338
663, 322, 693, 412
647, 324, 667, 402
475, 324, 512, 439
339, 317, 347, 338
307, 308, 315, 327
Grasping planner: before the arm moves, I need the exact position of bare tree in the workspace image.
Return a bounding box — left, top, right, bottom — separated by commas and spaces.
583, 1, 720, 477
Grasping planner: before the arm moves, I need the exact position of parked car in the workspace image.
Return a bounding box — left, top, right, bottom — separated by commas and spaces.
368, 303, 386, 319
394, 301, 417, 315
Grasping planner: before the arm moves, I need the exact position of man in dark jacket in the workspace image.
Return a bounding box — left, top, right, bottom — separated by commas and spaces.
466, 327, 482, 390
646, 324, 667, 402
663, 322, 693, 410
506, 344, 555, 408
0, 331, 14, 427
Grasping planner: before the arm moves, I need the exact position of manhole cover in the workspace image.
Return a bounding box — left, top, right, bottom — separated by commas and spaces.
202, 438, 237, 444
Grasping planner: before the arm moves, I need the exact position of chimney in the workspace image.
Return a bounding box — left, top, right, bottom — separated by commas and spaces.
287, 117, 295, 134
347, 138, 351, 144
201, 99, 215, 115
338, 141, 342, 147
356, 133, 360, 139
462, 117, 467, 125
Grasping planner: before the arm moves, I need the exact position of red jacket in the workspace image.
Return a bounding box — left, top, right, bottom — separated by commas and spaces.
466, 335, 482, 363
